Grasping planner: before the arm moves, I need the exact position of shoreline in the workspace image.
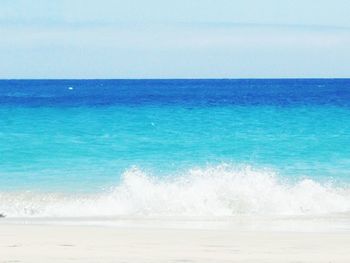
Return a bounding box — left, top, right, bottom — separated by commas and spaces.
1, 212, 350, 231
1, 217, 350, 262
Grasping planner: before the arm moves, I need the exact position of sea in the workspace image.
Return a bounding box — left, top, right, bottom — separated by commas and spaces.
1, 79, 350, 222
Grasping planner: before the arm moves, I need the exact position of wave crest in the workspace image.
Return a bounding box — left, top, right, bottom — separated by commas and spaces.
1, 165, 350, 217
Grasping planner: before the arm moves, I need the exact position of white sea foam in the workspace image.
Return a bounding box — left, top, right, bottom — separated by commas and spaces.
1, 165, 350, 218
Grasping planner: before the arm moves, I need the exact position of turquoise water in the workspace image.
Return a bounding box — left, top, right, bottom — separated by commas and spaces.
1, 105, 350, 191
1, 79, 350, 217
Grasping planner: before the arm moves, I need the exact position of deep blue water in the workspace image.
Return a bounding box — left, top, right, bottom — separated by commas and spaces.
1, 79, 350, 192
1, 79, 350, 107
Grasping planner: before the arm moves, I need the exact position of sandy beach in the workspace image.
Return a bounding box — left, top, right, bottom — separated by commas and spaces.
1, 221, 350, 263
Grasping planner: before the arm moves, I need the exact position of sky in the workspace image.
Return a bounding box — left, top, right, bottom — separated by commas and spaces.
1, 0, 350, 78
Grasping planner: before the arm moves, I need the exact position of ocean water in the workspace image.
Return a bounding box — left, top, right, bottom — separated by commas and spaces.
1, 79, 350, 218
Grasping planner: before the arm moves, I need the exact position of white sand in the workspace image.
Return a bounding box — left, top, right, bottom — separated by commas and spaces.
1, 222, 350, 263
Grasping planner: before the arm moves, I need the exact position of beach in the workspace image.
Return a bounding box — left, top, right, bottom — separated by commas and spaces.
1, 221, 350, 263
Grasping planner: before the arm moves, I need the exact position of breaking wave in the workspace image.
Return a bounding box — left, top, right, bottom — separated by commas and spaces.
1, 165, 350, 218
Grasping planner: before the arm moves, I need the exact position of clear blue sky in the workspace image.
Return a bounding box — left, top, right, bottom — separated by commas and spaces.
1, 0, 350, 78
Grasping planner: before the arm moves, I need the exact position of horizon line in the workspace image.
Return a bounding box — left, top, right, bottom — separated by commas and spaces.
1, 77, 350, 81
